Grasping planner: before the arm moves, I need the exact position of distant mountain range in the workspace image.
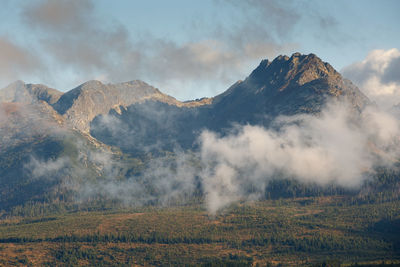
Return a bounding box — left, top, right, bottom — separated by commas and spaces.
1, 52, 370, 152
0, 52, 391, 213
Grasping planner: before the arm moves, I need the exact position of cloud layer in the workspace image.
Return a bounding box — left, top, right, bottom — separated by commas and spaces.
0, 0, 352, 100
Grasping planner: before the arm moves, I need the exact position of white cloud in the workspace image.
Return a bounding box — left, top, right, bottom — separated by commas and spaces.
342, 48, 400, 108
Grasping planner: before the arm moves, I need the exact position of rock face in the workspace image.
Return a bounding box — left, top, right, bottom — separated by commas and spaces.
51, 80, 210, 133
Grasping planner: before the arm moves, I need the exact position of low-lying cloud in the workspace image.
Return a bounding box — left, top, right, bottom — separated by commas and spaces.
199, 101, 400, 213
79, 150, 199, 207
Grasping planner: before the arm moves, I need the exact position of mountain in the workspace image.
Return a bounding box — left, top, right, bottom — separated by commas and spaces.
0, 78, 213, 211
0, 83, 132, 210
90, 53, 371, 153
0, 52, 384, 212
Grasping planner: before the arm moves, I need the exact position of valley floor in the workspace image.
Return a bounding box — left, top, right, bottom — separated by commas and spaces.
0, 197, 399, 266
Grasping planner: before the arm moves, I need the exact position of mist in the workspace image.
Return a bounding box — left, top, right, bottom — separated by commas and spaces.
78, 150, 199, 207
52, 99, 399, 213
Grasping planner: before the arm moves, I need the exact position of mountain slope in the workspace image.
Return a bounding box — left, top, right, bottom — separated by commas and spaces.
0, 102, 65, 147
0, 99, 133, 211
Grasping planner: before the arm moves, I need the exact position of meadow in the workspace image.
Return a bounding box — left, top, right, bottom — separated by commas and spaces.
0, 196, 399, 266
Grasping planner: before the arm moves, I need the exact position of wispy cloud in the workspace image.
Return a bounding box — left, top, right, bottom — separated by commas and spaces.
199, 100, 400, 213
6, 0, 342, 99
20, 0, 293, 98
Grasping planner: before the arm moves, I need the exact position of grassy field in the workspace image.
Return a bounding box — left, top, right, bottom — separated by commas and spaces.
0, 197, 399, 266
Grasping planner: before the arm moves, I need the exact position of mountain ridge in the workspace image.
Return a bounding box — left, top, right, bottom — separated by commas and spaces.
0, 52, 372, 151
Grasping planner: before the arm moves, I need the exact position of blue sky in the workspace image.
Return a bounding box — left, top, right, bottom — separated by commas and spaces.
0, 0, 399, 101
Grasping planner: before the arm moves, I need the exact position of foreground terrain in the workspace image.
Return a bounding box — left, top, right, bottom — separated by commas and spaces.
0, 197, 399, 266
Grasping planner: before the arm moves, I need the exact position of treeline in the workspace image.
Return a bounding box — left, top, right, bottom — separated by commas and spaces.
0, 231, 393, 255
265, 178, 355, 199
265, 167, 400, 203
52, 244, 254, 267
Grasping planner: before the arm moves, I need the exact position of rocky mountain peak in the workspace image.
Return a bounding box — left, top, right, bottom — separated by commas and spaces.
248, 52, 340, 92
209, 52, 370, 129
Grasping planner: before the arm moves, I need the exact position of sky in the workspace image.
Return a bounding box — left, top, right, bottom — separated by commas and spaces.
0, 0, 399, 102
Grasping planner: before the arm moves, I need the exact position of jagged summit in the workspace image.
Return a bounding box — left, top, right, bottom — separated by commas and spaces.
248, 52, 340, 91
209, 52, 370, 129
